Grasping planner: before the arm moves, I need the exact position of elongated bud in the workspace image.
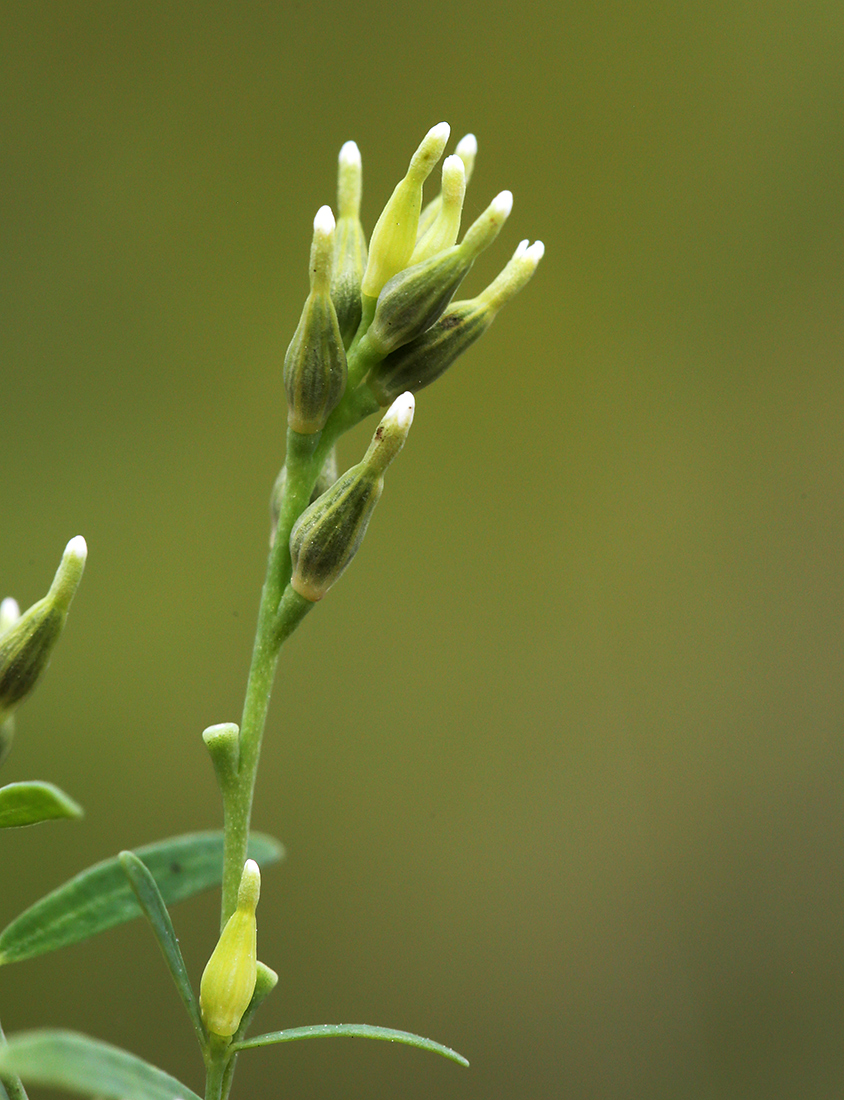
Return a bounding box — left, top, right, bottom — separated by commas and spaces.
368, 240, 544, 405
332, 141, 368, 345
284, 206, 347, 434
418, 133, 478, 240
289, 394, 415, 601
409, 155, 466, 265
200, 859, 261, 1038
0, 537, 87, 726
0, 601, 20, 767
358, 190, 513, 360
202, 722, 240, 791
361, 123, 450, 299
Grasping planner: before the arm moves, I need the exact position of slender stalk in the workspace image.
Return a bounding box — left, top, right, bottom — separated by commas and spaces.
203, 1036, 231, 1100
0, 1020, 28, 1100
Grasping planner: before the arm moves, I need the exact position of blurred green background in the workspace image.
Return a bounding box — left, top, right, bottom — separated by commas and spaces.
1, 2, 843, 1098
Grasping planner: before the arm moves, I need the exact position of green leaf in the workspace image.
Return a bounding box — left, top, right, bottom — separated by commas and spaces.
0, 781, 82, 829
0, 1030, 202, 1100
230, 1023, 469, 1066
118, 851, 206, 1043
0, 830, 283, 966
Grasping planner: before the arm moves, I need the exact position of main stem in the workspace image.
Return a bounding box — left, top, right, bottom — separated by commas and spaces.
218, 386, 377, 926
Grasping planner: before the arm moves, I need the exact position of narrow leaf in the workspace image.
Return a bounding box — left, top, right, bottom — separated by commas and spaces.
230, 1023, 469, 1066
0, 782, 82, 829
118, 852, 205, 1043
0, 830, 283, 965
0, 1030, 201, 1100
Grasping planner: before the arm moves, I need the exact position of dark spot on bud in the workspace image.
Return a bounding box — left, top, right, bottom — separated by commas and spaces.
374, 426, 384, 441
170, 862, 182, 874
440, 313, 463, 329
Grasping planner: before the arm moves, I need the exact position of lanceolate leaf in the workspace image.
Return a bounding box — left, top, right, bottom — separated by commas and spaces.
118, 851, 205, 1043
0, 831, 283, 966
231, 1023, 470, 1066
0, 1030, 202, 1100
0, 781, 83, 829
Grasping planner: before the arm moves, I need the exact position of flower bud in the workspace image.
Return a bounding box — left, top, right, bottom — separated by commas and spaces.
357, 190, 513, 360
417, 133, 477, 240
289, 394, 415, 601
331, 141, 368, 345
284, 206, 347, 434
200, 859, 261, 1038
367, 240, 544, 405
0, 537, 87, 726
409, 154, 466, 265
360, 123, 450, 300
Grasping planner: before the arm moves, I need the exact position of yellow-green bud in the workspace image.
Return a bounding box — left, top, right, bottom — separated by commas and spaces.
360, 123, 450, 300
417, 133, 477, 241
284, 206, 347, 434
200, 859, 261, 1038
409, 154, 466, 265
289, 394, 415, 602
357, 190, 513, 360
0, 537, 87, 726
331, 141, 368, 346
368, 240, 545, 405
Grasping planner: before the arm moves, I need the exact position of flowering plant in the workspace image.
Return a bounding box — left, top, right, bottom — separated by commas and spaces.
0, 123, 543, 1100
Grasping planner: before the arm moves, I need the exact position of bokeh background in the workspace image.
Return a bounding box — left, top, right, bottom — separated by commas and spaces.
2, 3, 843, 1098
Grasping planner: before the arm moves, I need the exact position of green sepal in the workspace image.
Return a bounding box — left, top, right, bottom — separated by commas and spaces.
0, 781, 83, 829
118, 852, 206, 1044
0, 1030, 202, 1100
0, 830, 283, 966
230, 1023, 469, 1066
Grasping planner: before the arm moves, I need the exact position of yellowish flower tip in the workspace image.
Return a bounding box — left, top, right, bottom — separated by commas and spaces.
383, 391, 415, 436
479, 239, 546, 312
492, 190, 514, 220
337, 140, 362, 218
48, 535, 88, 612
408, 155, 467, 264
407, 122, 450, 182
455, 132, 478, 168
364, 391, 415, 475
199, 859, 261, 1038
237, 858, 261, 910
440, 154, 466, 203
309, 205, 336, 291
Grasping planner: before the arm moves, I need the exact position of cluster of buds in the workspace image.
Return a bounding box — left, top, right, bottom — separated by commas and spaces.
278, 124, 544, 600
0, 537, 87, 765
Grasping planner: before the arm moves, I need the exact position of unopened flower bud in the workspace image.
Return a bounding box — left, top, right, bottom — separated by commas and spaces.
200, 859, 261, 1038
284, 206, 347, 434
289, 394, 415, 601
0, 537, 87, 726
418, 133, 478, 240
331, 141, 368, 345
361, 123, 450, 300
357, 190, 513, 360
409, 154, 466, 265
368, 240, 544, 405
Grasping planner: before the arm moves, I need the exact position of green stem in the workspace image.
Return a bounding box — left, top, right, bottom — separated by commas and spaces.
203, 1036, 231, 1100
0, 1020, 28, 1100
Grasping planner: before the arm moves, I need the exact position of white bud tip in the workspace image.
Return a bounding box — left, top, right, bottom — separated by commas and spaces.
492, 190, 514, 219
339, 140, 361, 167
456, 133, 478, 159
525, 240, 545, 263
244, 857, 260, 877
313, 205, 336, 236
442, 154, 465, 178
427, 122, 451, 147
64, 535, 88, 562
0, 597, 20, 622
386, 391, 415, 433
238, 858, 262, 909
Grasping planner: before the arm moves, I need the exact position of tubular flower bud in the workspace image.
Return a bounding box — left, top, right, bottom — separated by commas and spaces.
357, 190, 514, 360
284, 206, 347, 434
0, 537, 87, 726
360, 123, 450, 300
409, 154, 466, 265
417, 133, 478, 240
200, 860, 261, 1038
331, 141, 368, 346
289, 394, 415, 602
368, 240, 544, 406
